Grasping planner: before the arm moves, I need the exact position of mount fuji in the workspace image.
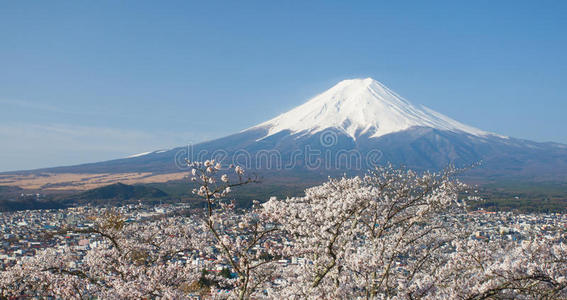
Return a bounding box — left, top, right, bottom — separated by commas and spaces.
13, 78, 567, 182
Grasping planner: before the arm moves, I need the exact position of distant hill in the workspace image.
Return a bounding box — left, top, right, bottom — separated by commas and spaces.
0, 183, 171, 211
0, 185, 23, 198
71, 183, 168, 203
0, 186, 65, 211
0, 198, 64, 212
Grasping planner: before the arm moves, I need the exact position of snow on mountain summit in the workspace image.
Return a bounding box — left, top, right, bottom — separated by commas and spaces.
252, 78, 494, 140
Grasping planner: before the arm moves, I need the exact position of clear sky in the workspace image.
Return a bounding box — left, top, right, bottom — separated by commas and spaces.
1, 1, 566, 171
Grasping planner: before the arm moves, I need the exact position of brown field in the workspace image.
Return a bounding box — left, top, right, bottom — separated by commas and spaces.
0, 172, 188, 191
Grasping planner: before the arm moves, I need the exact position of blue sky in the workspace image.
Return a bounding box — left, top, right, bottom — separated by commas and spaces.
1, 1, 566, 171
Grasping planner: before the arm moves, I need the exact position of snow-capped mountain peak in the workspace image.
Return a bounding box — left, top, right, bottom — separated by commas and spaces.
252, 78, 493, 140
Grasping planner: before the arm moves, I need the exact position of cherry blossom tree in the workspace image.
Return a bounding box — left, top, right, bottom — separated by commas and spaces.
429, 236, 567, 299
188, 160, 281, 299
0, 211, 204, 298
262, 166, 471, 299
